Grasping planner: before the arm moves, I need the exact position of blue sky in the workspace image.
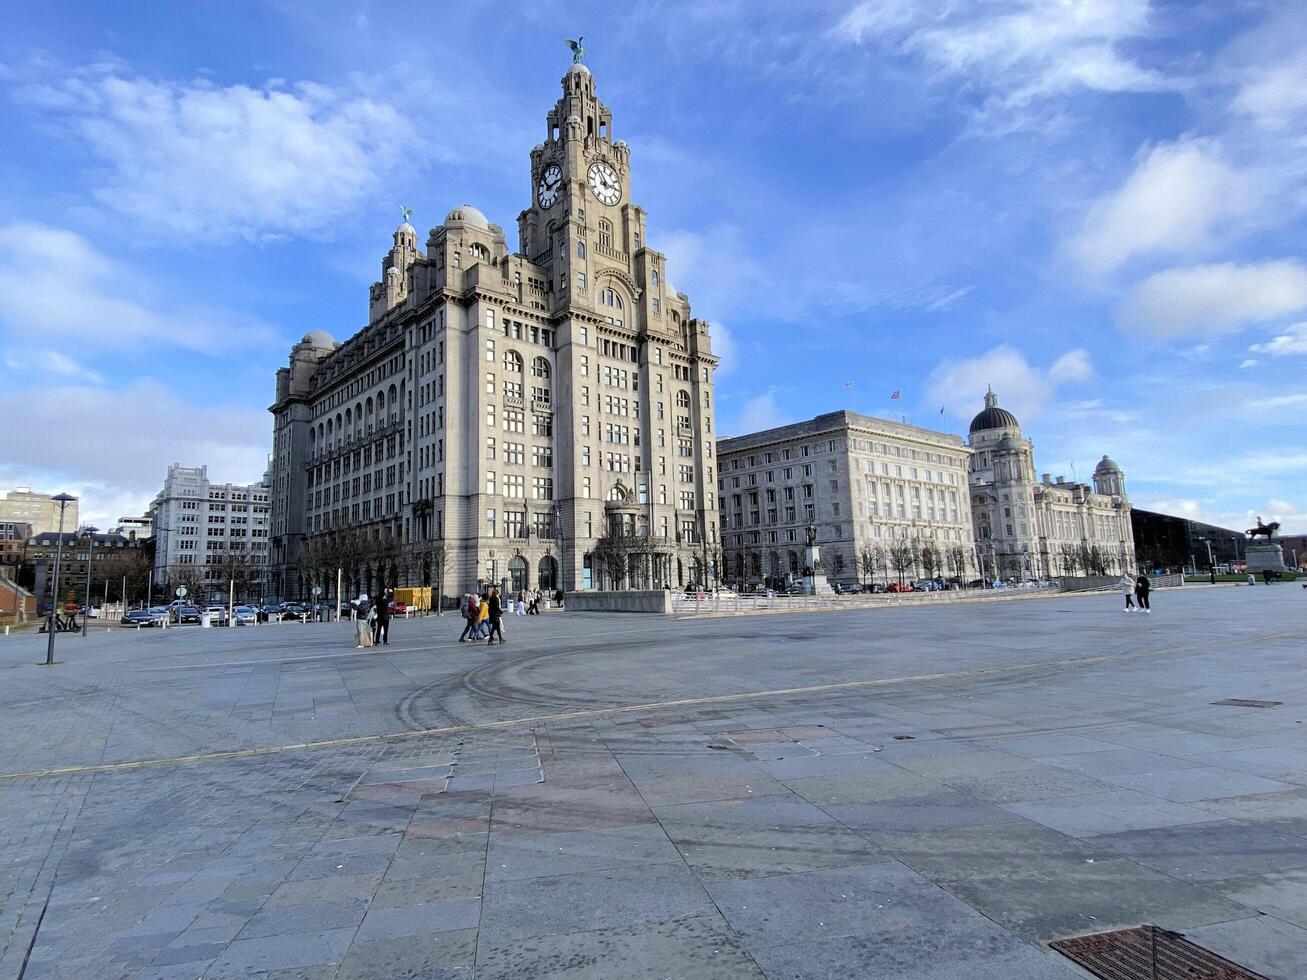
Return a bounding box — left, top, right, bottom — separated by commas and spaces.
1, 0, 1304, 533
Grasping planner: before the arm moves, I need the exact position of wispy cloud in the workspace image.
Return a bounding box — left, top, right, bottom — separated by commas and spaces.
832, 0, 1177, 126
10, 67, 422, 243
1116, 260, 1307, 338
0, 223, 274, 352
1250, 321, 1307, 358
926, 344, 1095, 423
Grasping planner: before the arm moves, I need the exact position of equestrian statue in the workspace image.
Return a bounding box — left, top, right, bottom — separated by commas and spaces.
1246, 517, 1280, 541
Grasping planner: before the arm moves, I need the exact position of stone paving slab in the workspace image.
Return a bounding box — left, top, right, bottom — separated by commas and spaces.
1, 587, 1305, 977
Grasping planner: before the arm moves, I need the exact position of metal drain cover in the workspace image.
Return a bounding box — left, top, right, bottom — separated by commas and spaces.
1050, 925, 1268, 979
1212, 699, 1282, 708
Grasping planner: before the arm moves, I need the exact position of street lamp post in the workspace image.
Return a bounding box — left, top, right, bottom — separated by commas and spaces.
42, 493, 76, 666
80, 524, 100, 638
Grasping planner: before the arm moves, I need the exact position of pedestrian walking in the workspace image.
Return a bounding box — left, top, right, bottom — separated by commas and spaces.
373, 590, 392, 645
476, 593, 490, 639
1118, 573, 1136, 611
527, 589, 540, 614
355, 594, 373, 648
485, 586, 506, 645
515, 589, 527, 616
1134, 574, 1151, 613
458, 593, 480, 642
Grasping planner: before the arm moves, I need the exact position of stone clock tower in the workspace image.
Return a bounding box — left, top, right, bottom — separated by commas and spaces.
269, 56, 722, 599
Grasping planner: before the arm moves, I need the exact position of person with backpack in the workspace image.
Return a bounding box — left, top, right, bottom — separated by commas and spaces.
485, 586, 506, 645
458, 593, 480, 642
355, 594, 373, 648
1135, 574, 1151, 613
1118, 573, 1136, 611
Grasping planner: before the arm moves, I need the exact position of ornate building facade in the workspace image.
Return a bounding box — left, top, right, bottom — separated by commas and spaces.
967, 390, 1134, 579
269, 61, 718, 599
717, 412, 973, 588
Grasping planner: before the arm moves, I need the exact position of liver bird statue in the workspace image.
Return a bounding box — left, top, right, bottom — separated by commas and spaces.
565, 37, 585, 64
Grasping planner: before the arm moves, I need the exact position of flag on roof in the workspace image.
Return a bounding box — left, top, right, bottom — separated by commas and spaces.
890, 390, 901, 399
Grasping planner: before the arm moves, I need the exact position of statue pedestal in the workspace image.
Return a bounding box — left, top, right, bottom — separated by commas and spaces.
1245, 543, 1287, 573
806, 573, 835, 595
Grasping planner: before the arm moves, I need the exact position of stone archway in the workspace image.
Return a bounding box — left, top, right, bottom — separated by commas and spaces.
538, 555, 557, 592
509, 556, 528, 592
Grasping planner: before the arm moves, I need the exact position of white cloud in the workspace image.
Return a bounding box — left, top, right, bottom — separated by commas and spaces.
16, 69, 418, 242
1234, 51, 1307, 131
733, 392, 788, 436
1247, 393, 1307, 411
1250, 321, 1307, 357
1066, 139, 1250, 278
0, 379, 269, 528
1239, 358, 1259, 369
711, 320, 737, 377
1048, 349, 1094, 384
658, 224, 764, 320
833, 0, 1175, 119
926, 344, 1094, 423
0, 223, 272, 352
1116, 260, 1307, 337
3, 348, 104, 384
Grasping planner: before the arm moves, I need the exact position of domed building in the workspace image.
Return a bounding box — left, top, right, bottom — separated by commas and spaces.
967, 389, 1134, 580
268, 57, 719, 602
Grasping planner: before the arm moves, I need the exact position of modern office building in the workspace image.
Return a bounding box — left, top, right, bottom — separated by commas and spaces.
1130, 508, 1246, 571
967, 389, 1134, 578
0, 488, 79, 536
717, 411, 973, 588
269, 58, 719, 599
146, 464, 271, 594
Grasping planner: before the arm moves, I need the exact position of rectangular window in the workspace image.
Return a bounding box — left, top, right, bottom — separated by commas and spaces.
577, 272, 586, 291
485, 437, 495, 460
486, 372, 495, 394
486, 508, 496, 535
532, 444, 553, 468
486, 339, 495, 362
532, 477, 553, 500
486, 471, 496, 495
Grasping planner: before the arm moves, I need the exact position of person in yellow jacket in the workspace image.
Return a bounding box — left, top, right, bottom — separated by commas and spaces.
476, 594, 490, 639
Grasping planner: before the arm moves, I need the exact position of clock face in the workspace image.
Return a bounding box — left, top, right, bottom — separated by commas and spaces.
587, 161, 621, 205
537, 163, 562, 209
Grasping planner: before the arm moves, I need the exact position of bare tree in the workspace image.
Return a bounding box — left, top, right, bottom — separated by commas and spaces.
1077, 542, 1094, 576
1058, 542, 1078, 575
414, 536, 448, 614
920, 543, 939, 580
889, 541, 915, 586
948, 545, 967, 584
593, 530, 639, 590
858, 545, 876, 587
171, 566, 206, 606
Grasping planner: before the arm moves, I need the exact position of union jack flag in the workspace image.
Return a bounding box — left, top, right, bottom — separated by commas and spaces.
890, 390, 901, 399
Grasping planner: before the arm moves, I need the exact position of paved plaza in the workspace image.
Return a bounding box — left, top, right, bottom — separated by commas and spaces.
0, 587, 1305, 978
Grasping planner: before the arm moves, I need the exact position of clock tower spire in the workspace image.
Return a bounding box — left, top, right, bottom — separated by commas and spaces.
517, 61, 639, 268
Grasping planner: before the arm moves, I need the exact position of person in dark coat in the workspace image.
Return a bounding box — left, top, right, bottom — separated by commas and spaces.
1134, 574, 1151, 613
485, 586, 506, 645
373, 590, 392, 645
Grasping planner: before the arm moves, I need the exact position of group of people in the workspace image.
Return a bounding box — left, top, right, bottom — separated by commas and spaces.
459, 587, 506, 645
1118, 574, 1152, 613
510, 588, 547, 616
351, 590, 393, 647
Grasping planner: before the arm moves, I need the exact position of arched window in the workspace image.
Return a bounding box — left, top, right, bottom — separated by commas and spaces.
503, 350, 523, 373
377, 391, 386, 411
600, 288, 622, 309
598, 219, 612, 249
607, 485, 626, 502
531, 357, 551, 380
652, 269, 659, 285
469, 243, 489, 260
365, 397, 374, 417
676, 390, 691, 409
576, 241, 586, 259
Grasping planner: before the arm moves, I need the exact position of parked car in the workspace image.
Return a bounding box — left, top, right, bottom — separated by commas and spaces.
204, 606, 229, 625
886, 582, 912, 593
835, 583, 865, 594
233, 605, 258, 626
121, 609, 166, 627
172, 605, 201, 624
784, 583, 808, 595
280, 603, 307, 621
388, 600, 408, 615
